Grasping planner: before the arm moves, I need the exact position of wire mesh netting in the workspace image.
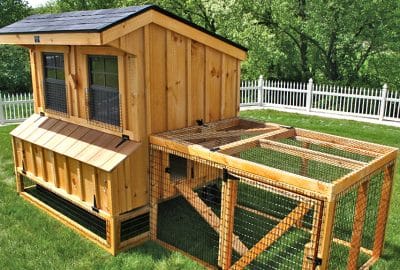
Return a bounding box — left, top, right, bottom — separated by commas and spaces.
150, 118, 397, 270
328, 165, 391, 269
150, 146, 324, 269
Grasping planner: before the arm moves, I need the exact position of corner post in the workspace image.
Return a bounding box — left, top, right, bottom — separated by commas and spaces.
318, 199, 336, 270
218, 169, 239, 270
372, 163, 395, 258
306, 78, 313, 112
257, 75, 264, 106
379, 84, 388, 121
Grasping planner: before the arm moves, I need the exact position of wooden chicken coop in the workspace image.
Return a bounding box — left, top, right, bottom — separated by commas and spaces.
0, 5, 245, 255
0, 5, 397, 270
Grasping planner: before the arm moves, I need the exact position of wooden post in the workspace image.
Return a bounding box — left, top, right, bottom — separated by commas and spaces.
379, 84, 387, 121
149, 149, 161, 240
347, 179, 370, 270
318, 200, 336, 270
257, 75, 264, 105
218, 171, 239, 270
372, 164, 395, 258
109, 216, 120, 255
306, 78, 313, 112
302, 242, 313, 270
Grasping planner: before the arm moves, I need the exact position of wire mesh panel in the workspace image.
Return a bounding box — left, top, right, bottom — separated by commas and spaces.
149, 118, 397, 270
150, 145, 324, 269
230, 176, 323, 270
150, 146, 224, 267
328, 164, 393, 269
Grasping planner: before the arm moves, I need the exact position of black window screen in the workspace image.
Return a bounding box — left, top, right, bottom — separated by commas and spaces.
88, 55, 120, 127
43, 53, 67, 113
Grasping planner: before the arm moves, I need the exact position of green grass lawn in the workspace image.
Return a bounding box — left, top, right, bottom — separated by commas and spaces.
0, 109, 399, 269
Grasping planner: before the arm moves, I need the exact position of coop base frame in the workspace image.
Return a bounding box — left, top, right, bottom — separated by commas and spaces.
16, 171, 150, 255
149, 117, 398, 270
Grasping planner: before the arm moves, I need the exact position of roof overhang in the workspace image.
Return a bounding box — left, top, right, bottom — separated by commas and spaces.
11, 114, 141, 172
0, 6, 247, 60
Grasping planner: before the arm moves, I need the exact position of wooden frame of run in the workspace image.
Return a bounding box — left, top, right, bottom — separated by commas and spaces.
149, 117, 398, 270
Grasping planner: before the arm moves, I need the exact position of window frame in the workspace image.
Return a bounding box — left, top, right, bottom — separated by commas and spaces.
42, 52, 69, 115
87, 54, 121, 127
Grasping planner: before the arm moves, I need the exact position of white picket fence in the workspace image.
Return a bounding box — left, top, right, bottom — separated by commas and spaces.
0, 92, 34, 124
240, 76, 400, 124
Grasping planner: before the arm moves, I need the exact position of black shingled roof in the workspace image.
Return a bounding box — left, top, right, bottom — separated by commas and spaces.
0, 5, 247, 51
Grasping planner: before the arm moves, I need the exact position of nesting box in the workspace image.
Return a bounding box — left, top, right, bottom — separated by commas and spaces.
0, 5, 246, 255
0, 5, 397, 270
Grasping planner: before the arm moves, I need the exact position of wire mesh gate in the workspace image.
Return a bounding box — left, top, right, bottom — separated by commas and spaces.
150, 146, 324, 270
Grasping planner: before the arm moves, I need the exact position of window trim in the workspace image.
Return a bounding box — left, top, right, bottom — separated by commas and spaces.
87, 54, 121, 127
36, 46, 71, 117
41, 51, 68, 115
77, 47, 126, 132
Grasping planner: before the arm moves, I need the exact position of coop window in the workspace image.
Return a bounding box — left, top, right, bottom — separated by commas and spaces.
169, 154, 188, 180
43, 53, 67, 113
88, 55, 120, 127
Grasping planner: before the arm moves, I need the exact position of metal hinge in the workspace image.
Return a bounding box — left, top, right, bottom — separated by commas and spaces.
165, 167, 171, 174
307, 256, 322, 266
222, 168, 240, 182
115, 134, 129, 148
92, 195, 99, 213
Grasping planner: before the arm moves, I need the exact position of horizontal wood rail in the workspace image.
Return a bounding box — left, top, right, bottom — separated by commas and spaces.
294, 136, 381, 158
259, 139, 366, 170
218, 128, 294, 155
177, 127, 280, 141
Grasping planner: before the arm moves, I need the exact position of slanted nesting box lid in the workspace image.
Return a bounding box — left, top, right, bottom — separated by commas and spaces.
0, 5, 247, 59
11, 114, 140, 172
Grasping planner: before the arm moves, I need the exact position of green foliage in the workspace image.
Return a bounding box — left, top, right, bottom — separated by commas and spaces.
0, 0, 31, 94
1, 0, 400, 92
0, 46, 31, 94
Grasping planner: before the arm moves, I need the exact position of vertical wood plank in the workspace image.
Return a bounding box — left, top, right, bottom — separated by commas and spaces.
319, 200, 337, 270
166, 30, 187, 130
221, 55, 237, 119
118, 54, 128, 131
205, 47, 222, 122
97, 169, 109, 213
347, 180, 370, 270
218, 178, 238, 269
149, 24, 167, 133
186, 38, 192, 126
236, 60, 241, 116
29, 50, 40, 112
372, 165, 395, 258
189, 41, 205, 125
82, 163, 95, 204
76, 48, 88, 118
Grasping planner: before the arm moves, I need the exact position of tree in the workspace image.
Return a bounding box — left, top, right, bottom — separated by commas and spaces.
0, 0, 32, 94
238, 0, 400, 87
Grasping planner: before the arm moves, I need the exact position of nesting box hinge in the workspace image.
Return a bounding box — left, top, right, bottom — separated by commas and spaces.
165, 167, 171, 174
196, 119, 208, 127
307, 256, 322, 266
115, 134, 129, 148
210, 147, 220, 152
92, 195, 99, 213
21, 159, 26, 174
223, 169, 239, 182
196, 119, 204, 126
39, 111, 45, 117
